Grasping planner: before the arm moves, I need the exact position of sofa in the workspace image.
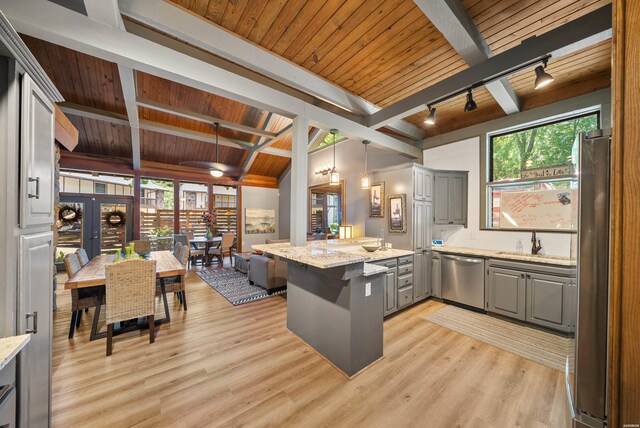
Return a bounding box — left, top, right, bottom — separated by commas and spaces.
248, 254, 287, 292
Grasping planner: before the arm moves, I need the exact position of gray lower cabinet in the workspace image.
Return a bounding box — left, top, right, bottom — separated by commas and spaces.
487, 267, 526, 320
432, 253, 441, 298
486, 259, 577, 332
413, 250, 432, 302
0, 359, 17, 427
383, 269, 397, 317
526, 273, 576, 333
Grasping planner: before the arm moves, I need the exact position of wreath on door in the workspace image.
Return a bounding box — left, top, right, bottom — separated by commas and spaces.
58, 205, 82, 226
105, 210, 126, 227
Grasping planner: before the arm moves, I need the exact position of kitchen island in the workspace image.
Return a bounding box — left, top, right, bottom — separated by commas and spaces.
253, 239, 414, 377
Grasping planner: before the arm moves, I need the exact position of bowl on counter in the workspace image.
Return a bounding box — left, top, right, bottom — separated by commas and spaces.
362, 245, 380, 252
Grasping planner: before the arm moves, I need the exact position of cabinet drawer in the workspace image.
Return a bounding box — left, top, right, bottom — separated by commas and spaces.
398, 255, 413, 266
398, 287, 414, 308
398, 263, 413, 276
397, 273, 413, 288
375, 258, 397, 269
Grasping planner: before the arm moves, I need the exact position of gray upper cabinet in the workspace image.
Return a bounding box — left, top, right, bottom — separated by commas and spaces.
413, 166, 433, 201
526, 272, 576, 333
433, 171, 468, 226
20, 74, 55, 228
487, 267, 526, 320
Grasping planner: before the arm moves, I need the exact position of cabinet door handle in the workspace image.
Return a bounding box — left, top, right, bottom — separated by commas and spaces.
26, 311, 38, 334
28, 176, 40, 199
520, 273, 525, 278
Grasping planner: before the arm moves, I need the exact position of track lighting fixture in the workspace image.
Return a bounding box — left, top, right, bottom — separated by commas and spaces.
464, 89, 477, 112
424, 106, 436, 125
534, 59, 554, 89
423, 56, 553, 120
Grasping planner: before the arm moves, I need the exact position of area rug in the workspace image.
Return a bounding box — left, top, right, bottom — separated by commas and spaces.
197, 268, 286, 306
424, 305, 573, 371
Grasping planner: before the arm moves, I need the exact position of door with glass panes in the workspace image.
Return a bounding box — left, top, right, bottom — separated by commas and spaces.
57, 195, 133, 259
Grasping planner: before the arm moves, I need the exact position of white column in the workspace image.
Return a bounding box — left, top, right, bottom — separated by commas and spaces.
290, 115, 309, 247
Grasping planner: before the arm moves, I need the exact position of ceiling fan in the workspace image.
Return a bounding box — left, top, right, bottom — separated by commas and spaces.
180, 122, 241, 178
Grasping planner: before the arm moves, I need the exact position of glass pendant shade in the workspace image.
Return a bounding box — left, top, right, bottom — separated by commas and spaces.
330, 168, 340, 185
361, 175, 370, 189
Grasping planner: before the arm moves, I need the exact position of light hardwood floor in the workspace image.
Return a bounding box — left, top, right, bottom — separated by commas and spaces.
52, 267, 570, 428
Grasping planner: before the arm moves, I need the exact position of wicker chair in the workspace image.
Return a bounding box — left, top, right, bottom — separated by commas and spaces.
75, 248, 90, 266
64, 254, 100, 339
158, 244, 189, 310
105, 259, 157, 356
208, 232, 235, 266
172, 242, 183, 258
185, 231, 205, 267
128, 239, 151, 254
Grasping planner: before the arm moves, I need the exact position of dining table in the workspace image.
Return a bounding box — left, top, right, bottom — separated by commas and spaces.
189, 236, 222, 266
65, 251, 186, 341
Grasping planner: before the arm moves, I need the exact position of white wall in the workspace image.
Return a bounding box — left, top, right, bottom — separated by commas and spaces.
241, 186, 279, 252
424, 137, 574, 257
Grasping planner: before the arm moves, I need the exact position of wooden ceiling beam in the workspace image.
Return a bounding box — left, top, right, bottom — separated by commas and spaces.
368, 4, 613, 130
137, 97, 279, 139
119, 0, 426, 141
1, 0, 420, 159
84, 0, 142, 169
413, 0, 520, 115
58, 102, 293, 158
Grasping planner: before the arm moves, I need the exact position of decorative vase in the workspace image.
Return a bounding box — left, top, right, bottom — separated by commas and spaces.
205, 227, 214, 239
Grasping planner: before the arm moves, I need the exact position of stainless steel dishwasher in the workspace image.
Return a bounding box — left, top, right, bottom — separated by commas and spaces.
441, 254, 485, 309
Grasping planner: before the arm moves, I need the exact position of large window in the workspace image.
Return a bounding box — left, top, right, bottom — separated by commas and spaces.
59, 170, 133, 195
486, 112, 599, 230
140, 178, 174, 249
179, 182, 208, 237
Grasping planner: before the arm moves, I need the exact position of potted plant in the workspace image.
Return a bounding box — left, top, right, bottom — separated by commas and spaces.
329, 222, 339, 234
200, 210, 217, 239
55, 250, 66, 272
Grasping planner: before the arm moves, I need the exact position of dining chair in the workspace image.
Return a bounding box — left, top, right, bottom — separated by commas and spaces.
185, 231, 205, 268
105, 259, 157, 356
128, 239, 151, 254
64, 253, 100, 339
159, 244, 189, 310
173, 242, 183, 258
173, 234, 188, 247
208, 232, 235, 266
75, 248, 90, 266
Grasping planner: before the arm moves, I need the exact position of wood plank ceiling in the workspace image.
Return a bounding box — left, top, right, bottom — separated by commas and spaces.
170, 0, 612, 137
21, 35, 293, 179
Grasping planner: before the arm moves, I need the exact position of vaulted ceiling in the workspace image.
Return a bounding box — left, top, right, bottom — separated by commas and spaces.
16, 0, 612, 182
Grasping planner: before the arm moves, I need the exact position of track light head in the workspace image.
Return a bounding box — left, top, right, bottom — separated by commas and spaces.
464, 89, 477, 112
534, 61, 554, 89
424, 106, 436, 125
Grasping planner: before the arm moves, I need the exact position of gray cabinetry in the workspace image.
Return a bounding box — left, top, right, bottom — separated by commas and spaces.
433, 171, 468, 226
486, 259, 577, 332
526, 273, 576, 333
432, 252, 441, 298
383, 269, 397, 317
487, 267, 526, 320
413, 166, 433, 201
413, 250, 432, 302
18, 232, 53, 427
19, 74, 55, 228
0, 360, 16, 428
375, 256, 418, 317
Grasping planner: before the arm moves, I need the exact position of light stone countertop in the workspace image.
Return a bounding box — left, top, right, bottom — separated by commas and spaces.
0, 334, 30, 371
363, 263, 389, 277
252, 238, 414, 269
433, 246, 576, 266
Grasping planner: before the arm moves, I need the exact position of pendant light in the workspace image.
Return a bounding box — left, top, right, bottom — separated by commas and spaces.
534, 59, 554, 89
209, 122, 224, 178
464, 89, 477, 112
424, 105, 436, 125
361, 140, 370, 189
329, 129, 340, 185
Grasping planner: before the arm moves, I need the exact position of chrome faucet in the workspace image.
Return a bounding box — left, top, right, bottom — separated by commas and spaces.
531, 231, 542, 255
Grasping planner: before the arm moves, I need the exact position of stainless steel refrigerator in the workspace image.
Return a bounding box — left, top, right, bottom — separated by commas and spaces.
566, 129, 611, 428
